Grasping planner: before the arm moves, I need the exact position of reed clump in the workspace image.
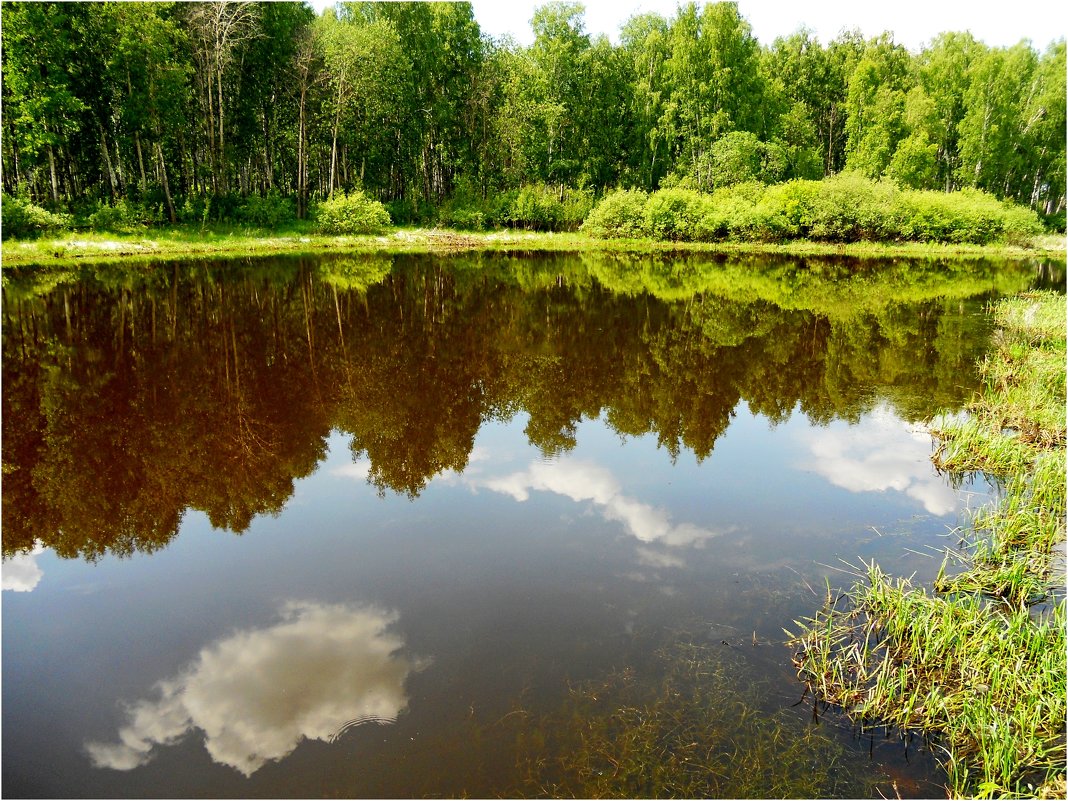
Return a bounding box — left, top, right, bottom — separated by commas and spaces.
790, 292, 1066, 798
790, 564, 1066, 798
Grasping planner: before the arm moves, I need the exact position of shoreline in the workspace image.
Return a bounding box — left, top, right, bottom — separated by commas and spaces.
790, 292, 1067, 799
2, 226, 1064, 268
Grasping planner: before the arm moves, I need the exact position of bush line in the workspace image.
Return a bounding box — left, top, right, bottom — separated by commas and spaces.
583, 174, 1045, 245
4, 175, 1051, 245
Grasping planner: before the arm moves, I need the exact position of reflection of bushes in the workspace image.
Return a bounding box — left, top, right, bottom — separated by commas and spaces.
316, 255, 393, 291
505, 641, 880, 798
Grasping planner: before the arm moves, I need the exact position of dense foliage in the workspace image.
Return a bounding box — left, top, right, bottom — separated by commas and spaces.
1, 1, 1064, 236
313, 190, 390, 234
583, 174, 1044, 243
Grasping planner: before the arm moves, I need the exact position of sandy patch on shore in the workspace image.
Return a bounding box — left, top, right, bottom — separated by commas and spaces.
64, 239, 158, 251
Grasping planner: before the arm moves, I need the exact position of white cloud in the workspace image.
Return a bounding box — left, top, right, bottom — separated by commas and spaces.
635, 547, 686, 569
475, 458, 721, 547
331, 460, 371, 481
86, 601, 423, 777
2, 541, 45, 592
800, 404, 958, 516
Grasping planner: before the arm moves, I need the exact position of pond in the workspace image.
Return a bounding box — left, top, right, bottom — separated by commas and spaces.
1, 252, 1057, 798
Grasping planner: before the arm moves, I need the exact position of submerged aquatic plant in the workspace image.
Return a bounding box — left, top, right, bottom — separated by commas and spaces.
790, 292, 1067, 798
506, 640, 882, 799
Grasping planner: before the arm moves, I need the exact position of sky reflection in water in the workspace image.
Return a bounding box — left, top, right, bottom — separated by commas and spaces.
799, 402, 964, 516
1, 541, 45, 592
85, 602, 422, 777
64, 398, 974, 781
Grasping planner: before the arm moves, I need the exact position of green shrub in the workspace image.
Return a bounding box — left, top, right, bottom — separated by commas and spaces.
441, 205, 486, 230
1, 193, 73, 239
560, 188, 596, 231
173, 192, 230, 224
236, 191, 295, 228
88, 199, 144, 233
384, 197, 435, 226
892, 190, 961, 242
1040, 211, 1066, 234
581, 189, 648, 238
998, 199, 1044, 245
643, 188, 712, 240
197, 192, 242, 223
434, 189, 535, 231
893, 188, 1003, 243
482, 190, 517, 228
757, 180, 821, 238
706, 182, 767, 240
314, 190, 391, 235
435, 191, 488, 230
384, 198, 414, 225
509, 184, 593, 231
510, 185, 553, 230
737, 201, 790, 242
807, 172, 898, 241
890, 188, 1043, 244
177, 195, 211, 225
583, 176, 1043, 245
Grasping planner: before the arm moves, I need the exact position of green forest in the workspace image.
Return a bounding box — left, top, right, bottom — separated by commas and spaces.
2, 1, 1065, 237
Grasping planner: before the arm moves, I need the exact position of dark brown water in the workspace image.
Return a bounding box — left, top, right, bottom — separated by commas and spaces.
0, 252, 1052, 798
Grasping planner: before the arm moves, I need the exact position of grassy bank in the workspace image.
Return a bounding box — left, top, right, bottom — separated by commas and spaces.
789, 293, 1066, 798
1, 223, 1063, 268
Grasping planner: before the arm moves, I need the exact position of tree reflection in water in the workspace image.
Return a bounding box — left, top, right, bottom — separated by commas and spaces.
1, 252, 1044, 561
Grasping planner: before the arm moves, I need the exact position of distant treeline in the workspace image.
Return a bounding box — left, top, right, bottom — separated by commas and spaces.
1, 1, 1064, 229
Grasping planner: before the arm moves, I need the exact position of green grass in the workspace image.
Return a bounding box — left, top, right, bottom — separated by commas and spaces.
1, 222, 1063, 268
930, 294, 1066, 607
789, 565, 1066, 799
790, 292, 1067, 798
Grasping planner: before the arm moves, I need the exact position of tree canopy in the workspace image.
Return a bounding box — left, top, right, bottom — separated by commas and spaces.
1, 1, 1063, 219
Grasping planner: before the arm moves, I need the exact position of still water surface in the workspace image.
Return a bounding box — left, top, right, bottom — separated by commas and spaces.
1, 252, 1053, 797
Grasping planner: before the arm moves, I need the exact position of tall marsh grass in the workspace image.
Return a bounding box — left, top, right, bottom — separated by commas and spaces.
790, 292, 1066, 798
789, 564, 1066, 798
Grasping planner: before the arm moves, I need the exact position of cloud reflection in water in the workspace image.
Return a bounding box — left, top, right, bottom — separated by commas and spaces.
474, 458, 721, 548
800, 404, 960, 516
86, 601, 423, 776
2, 541, 45, 592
